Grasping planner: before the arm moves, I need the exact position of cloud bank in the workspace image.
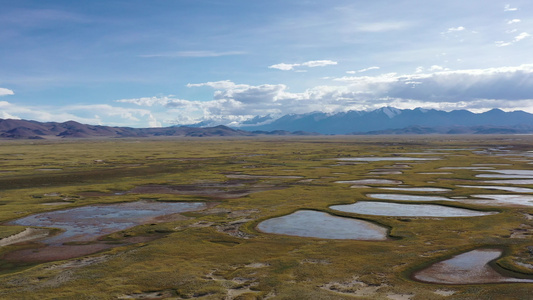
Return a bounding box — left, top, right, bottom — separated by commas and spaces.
113, 64, 533, 126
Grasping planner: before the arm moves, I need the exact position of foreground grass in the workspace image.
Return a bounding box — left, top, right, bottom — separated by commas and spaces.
0, 136, 532, 299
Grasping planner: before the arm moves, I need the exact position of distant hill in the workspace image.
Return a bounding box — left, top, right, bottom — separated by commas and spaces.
0, 119, 254, 139
238, 107, 533, 134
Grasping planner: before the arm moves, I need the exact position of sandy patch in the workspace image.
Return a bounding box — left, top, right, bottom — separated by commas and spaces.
245, 262, 269, 268
217, 218, 255, 239
0, 227, 49, 247
118, 290, 175, 299
321, 276, 387, 297
433, 290, 456, 296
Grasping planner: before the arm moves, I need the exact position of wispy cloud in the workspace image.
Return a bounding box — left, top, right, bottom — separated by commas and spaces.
269, 60, 337, 71
496, 32, 531, 47
504, 4, 518, 12
507, 19, 521, 24
346, 66, 380, 74
139, 50, 246, 58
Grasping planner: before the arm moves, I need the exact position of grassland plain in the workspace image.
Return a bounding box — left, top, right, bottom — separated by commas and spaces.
0, 136, 532, 299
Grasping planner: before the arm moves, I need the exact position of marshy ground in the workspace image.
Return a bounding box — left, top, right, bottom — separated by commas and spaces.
0, 136, 532, 299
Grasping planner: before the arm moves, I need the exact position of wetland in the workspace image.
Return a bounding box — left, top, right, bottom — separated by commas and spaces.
0, 136, 532, 299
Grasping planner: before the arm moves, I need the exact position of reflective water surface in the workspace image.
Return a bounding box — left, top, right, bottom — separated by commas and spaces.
257, 210, 388, 240
330, 202, 496, 217
413, 249, 533, 284
367, 194, 454, 202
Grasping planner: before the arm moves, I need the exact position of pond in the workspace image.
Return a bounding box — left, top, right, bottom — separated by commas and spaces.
367, 194, 454, 202
2, 200, 210, 263
467, 194, 533, 207
379, 187, 450, 192
335, 179, 403, 185
336, 157, 439, 162
256, 210, 388, 240
483, 169, 533, 176
476, 174, 533, 179
413, 249, 533, 284
482, 179, 533, 185
458, 185, 533, 193
330, 202, 496, 217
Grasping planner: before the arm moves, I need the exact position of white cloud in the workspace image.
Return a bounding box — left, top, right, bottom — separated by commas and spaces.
507, 19, 521, 24
301, 60, 337, 68
269, 60, 337, 71
495, 32, 531, 47
0, 88, 14, 96
0, 99, 161, 127
268, 63, 298, 71
504, 4, 518, 12
514, 32, 531, 42
352, 66, 380, 73
9, 65, 533, 127
495, 41, 512, 47
429, 65, 446, 71
446, 26, 465, 33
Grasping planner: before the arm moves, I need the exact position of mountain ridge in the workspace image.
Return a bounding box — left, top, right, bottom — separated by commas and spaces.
3, 107, 533, 139
237, 107, 533, 134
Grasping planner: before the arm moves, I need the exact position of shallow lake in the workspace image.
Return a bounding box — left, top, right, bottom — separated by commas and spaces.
476, 174, 533, 179
335, 179, 403, 185
330, 202, 496, 217
10, 200, 208, 245
256, 210, 387, 240
337, 157, 439, 162
3, 201, 209, 263
367, 194, 454, 202
458, 185, 533, 193
379, 187, 450, 192
482, 179, 533, 185
483, 169, 533, 176
467, 194, 533, 207
438, 166, 494, 170
413, 249, 533, 284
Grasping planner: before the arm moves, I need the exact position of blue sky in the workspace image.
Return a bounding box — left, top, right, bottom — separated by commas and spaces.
1, 0, 533, 127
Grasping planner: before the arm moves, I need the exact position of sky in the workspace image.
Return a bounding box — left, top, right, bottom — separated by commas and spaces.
1, 0, 533, 128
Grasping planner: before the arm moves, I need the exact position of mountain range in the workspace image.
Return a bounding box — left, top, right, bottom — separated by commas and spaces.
237, 107, 533, 134
2, 107, 533, 139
